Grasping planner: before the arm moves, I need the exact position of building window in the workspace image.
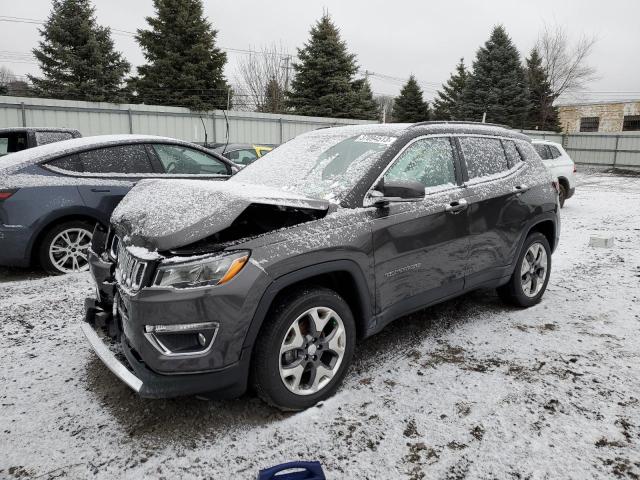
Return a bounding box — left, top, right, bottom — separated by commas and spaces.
623, 115, 640, 131
580, 117, 600, 132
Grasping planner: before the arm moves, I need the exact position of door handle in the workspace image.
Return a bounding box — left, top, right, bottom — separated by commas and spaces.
512, 184, 529, 194
90, 188, 111, 193
445, 198, 468, 214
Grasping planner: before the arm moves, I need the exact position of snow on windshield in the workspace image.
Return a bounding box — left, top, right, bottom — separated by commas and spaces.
230, 125, 406, 201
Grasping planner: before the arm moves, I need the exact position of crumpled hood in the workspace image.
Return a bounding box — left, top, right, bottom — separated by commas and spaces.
111, 179, 330, 251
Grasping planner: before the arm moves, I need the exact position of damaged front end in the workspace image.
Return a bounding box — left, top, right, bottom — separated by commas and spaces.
81, 180, 332, 398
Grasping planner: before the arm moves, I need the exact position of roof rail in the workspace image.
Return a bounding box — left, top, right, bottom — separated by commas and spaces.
410, 120, 511, 129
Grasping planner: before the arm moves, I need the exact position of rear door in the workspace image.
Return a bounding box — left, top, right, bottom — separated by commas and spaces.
73, 144, 155, 219
371, 136, 470, 320
457, 135, 531, 286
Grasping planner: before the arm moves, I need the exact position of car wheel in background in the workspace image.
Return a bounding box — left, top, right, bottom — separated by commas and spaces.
558, 184, 567, 208
38, 220, 94, 275
498, 232, 551, 308
252, 287, 356, 411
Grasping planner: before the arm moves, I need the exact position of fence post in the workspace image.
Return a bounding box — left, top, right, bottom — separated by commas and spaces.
127, 109, 133, 134
612, 135, 620, 167
20, 102, 27, 127
211, 112, 216, 143
279, 117, 284, 144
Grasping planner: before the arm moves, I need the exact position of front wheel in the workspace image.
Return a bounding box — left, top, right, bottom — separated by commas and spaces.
559, 184, 567, 208
252, 287, 356, 411
498, 232, 551, 307
38, 220, 94, 275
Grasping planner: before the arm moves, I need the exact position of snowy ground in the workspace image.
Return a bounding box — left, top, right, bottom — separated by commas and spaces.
1, 171, 639, 479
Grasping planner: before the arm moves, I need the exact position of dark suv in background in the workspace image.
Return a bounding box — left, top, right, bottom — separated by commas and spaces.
0, 135, 235, 274
0, 127, 82, 157
83, 122, 560, 411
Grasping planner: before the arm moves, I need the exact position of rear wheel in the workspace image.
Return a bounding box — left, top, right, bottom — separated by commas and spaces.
498, 232, 551, 307
252, 287, 356, 411
38, 220, 94, 275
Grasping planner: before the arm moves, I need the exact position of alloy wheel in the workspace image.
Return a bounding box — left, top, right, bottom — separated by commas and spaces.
278, 306, 347, 396
48, 228, 93, 273
520, 242, 548, 297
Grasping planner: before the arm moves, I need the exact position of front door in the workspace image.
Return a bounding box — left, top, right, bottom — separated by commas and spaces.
371, 136, 470, 322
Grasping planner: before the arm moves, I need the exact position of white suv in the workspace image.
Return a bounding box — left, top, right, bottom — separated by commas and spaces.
533, 140, 576, 208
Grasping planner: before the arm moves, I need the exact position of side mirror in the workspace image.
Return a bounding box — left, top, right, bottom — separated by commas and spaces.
370, 179, 425, 206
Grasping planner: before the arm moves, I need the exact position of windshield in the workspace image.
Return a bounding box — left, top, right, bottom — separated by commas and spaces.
230, 130, 397, 201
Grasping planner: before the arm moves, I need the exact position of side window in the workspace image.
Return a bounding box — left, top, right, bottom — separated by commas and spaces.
0, 132, 28, 156
502, 140, 522, 168
78, 144, 154, 174
226, 149, 258, 165
47, 155, 83, 172
548, 145, 562, 159
459, 137, 509, 179
35, 131, 74, 146
533, 143, 550, 160
151, 144, 229, 175
384, 137, 456, 190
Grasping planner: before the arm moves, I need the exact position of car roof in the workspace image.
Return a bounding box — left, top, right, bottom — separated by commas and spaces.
303, 122, 531, 142
0, 127, 81, 134
0, 134, 224, 174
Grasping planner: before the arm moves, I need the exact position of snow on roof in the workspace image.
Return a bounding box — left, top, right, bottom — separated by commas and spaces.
0, 134, 184, 174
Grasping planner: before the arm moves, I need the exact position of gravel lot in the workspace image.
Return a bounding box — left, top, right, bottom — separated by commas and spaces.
1, 171, 639, 479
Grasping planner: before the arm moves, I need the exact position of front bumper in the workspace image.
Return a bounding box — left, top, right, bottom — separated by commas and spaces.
82, 299, 251, 398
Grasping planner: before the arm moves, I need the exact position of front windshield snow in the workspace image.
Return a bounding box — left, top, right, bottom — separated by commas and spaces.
230, 130, 397, 201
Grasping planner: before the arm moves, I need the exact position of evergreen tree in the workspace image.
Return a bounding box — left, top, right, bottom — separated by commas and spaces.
432, 59, 468, 120
28, 0, 130, 102
262, 77, 285, 114
391, 75, 430, 123
133, 0, 229, 111
286, 14, 362, 118
525, 48, 560, 131
351, 77, 379, 120
461, 25, 530, 127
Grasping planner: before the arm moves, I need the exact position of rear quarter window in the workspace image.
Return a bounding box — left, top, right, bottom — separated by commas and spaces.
459, 136, 509, 180
502, 140, 523, 168
548, 145, 562, 159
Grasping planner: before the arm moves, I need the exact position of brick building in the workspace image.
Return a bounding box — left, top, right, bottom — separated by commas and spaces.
558, 100, 640, 134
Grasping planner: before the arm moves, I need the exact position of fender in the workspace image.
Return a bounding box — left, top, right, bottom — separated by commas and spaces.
241, 259, 374, 351
510, 211, 559, 273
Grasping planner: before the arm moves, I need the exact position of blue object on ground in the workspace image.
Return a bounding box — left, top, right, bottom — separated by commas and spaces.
257, 461, 326, 480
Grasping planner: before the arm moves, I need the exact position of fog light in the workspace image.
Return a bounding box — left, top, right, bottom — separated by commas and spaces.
144, 322, 219, 357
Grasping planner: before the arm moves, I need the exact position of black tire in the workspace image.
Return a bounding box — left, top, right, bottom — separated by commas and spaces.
38, 220, 95, 275
497, 232, 551, 308
558, 184, 567, 208
252, 286, 356, 411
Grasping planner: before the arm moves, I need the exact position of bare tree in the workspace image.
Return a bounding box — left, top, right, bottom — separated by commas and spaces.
236, 43, 291, 113
537, 23, 598, 99
0, 66, 15, 88
375, 95, 395, 123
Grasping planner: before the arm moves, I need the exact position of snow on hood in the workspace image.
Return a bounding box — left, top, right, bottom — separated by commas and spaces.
111, 179, 331, 250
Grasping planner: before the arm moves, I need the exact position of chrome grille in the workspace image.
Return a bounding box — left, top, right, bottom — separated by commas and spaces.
114, 240, 147, 292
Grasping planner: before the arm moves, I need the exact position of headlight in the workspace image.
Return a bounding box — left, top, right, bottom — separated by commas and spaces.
154, 251, 249, 288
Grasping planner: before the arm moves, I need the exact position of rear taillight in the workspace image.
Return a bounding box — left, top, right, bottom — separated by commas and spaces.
573, 164, 577, 173
0, 189, 18, 200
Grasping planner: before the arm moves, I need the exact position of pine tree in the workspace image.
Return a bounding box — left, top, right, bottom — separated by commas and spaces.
525, 48, 560, 131
286, 14, 362, 118
262, 77, 285, 114
391, 75, 430, 123
28, 0, 130, 102
133, 0, 229, 111
432, 59, 468, 120
461, 25, 530, 127
351, 77, 379, 120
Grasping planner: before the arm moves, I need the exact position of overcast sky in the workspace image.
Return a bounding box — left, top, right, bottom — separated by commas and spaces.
1, 0, 639, 103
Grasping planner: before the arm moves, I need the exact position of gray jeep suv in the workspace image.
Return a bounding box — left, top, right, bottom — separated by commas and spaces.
83, 122, 560, 411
